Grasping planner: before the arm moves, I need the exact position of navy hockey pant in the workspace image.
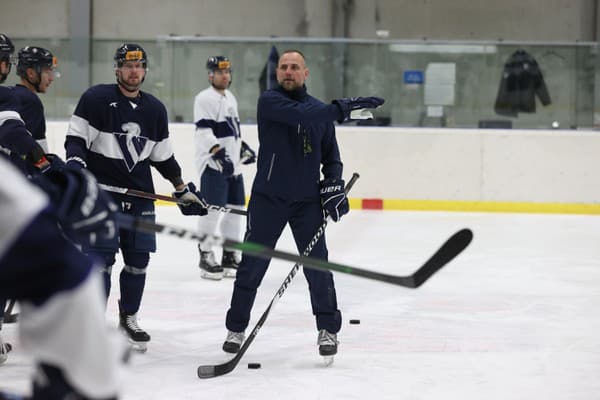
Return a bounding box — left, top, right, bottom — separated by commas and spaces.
83, 196, 156, 314
226, 192, 342, 334
199, 167, 245, 207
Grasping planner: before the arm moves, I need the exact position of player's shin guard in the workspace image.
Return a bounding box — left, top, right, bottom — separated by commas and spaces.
19, 269, 126, 399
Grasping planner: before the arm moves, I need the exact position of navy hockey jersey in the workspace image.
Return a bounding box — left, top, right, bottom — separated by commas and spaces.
12, 84, 47, 151
0, 86, 40, 170
65, 84, 181, 193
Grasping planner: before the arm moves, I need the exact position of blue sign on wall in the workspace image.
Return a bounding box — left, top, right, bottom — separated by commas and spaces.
403, 70, 424, 84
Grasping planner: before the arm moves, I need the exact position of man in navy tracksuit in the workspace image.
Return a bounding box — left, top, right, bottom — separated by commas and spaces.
223, 49, 384, 358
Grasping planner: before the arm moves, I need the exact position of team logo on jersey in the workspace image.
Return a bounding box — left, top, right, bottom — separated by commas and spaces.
109, 102, 118, 108
116, 122, 147, 171
224, 116, 240, 139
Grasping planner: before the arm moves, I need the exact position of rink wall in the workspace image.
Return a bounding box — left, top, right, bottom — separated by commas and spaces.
45, 122, 600, 214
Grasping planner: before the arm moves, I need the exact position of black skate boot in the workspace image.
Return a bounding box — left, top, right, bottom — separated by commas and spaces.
222, 330, 245, 354
119, 301, 150, 353
318, 329, 338, 366
221, 251, 239, 278
198, 245, 224, 280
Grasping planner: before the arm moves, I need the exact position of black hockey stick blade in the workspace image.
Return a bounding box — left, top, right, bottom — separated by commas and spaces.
197, 304, 274, 378
397, 228, 473, 288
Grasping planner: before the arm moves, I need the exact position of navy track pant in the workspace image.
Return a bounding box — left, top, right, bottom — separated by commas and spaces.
226, 191, 342, 334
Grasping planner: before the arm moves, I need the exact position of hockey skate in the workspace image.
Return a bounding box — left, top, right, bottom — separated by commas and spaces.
318, 329, 338, 366
221, 251, 239, 278
222, 330, 245, 354
0, 334, 12, 365
199, 247, 224, 280
119, 302, 150, 353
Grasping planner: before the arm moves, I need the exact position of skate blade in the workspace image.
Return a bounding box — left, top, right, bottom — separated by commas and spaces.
200, 271, 224, 280
322, 356, 334, 366
223, 269, 237, 278
127, 340, 148, 353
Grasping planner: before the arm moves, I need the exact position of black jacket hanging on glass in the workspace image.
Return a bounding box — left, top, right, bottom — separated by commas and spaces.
494, 50, 551, 117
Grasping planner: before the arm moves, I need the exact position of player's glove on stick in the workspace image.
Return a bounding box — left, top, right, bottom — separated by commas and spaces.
173, 182, 208, 216
41, 167, 118, 245
332, 97, 385, 123
211, 147, 234, 176
319, 178, 350, 222
240, 141, 256, 165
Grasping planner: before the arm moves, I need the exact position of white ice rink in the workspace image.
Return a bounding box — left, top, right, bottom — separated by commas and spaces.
1, 207, 600, 399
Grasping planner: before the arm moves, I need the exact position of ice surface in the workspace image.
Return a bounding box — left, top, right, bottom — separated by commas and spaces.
1, 208, 599, 399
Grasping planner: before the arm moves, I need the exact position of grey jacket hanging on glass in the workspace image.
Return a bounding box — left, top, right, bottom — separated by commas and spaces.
494, 50, 551, 117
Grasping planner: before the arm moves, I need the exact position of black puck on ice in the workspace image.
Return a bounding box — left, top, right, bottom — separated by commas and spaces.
349, 319, 361, 325
248, 363, 261, 369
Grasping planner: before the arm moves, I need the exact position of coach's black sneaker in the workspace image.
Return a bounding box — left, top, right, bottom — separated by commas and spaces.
222, 330, 245, 353
221, 251, 239, 278
318, 329, 338, 356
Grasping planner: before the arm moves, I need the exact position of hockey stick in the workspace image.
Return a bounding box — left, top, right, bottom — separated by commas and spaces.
99, 183, 248, 216
3, 299, 18, 324
116, 213, 473, 288
197, 172, 359, 379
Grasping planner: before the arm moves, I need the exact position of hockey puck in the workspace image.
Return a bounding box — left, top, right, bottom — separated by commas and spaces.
349, 319, 361, 325
248, 363, 261, 369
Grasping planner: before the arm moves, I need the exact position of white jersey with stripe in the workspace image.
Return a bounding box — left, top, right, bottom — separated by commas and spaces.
193, 86, 242, 176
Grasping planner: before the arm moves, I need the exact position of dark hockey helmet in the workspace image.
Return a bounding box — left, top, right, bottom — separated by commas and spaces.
0, 34, 15, 61
206, 56, 231, 72
16, 46, 58, 77
114, 43, 147, 69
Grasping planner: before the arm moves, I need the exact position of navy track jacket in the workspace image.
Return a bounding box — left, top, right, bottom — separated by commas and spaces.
253, 85, 344, 201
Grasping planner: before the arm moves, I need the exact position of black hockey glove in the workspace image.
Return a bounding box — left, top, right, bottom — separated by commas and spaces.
211, 147, 234, 177
332, 96, 385, 123
240, 141, 256, 165
40, 167, 118, 246
319, 178, 349, 222
173, 182, 208, 216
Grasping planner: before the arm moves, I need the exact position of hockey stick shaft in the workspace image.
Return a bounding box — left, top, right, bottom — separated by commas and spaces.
99, 183, 248, 216
116, 215, 472, 288
197, 172, 360, 378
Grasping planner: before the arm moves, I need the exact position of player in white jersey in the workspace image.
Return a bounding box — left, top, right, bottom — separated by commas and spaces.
193, 56, 256, 280
65, 43, 208, 352
0, 151, 127, 399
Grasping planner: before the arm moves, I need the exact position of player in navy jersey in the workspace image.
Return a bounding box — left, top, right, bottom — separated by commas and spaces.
193, 56, 256, 280
0, 150, 126, 399
13, 46, 58, 152
0, 34, 55, 365
65, 43, 208, 352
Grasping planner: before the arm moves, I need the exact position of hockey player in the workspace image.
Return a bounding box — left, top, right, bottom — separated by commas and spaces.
0, 152, 125, 399
65, 43, 208, 352
0, 37, 51, 174
13, 46, 58, 152
193, 56, 256, 280
222, 49, 384, 361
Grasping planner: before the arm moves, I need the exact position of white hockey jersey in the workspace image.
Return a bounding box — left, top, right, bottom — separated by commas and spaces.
193, 86, 242, 176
